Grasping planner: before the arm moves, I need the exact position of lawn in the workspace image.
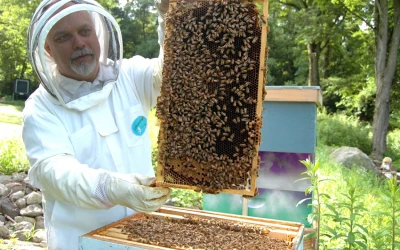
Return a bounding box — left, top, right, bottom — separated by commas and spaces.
0, 101, 24, 125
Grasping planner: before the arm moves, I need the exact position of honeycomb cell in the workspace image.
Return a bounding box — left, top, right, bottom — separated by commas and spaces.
156, 0, 267, 196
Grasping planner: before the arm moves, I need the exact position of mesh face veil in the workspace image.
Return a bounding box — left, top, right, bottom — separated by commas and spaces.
27, 0, 123, 109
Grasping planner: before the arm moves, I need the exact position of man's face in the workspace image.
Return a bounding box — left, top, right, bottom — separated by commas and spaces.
45, 10, 101, 81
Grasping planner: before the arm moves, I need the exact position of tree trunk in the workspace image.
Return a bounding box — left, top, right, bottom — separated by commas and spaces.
321, 43, 331, 79
18, 60, 27, 79
308, 43, 319, 86
371, 0, 400, 161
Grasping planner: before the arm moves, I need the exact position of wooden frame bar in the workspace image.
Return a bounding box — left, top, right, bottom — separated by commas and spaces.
156, 0, 269, 197
80, 206, 304, 250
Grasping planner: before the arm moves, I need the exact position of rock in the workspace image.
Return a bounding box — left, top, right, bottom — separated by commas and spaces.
32, 229, 46, 243
4, 221, 13, 229
0, 175, 46, 248
0, 215, 5, 223
15, 216, 36, 226
35, 216, 45, 229
15, 221, 34, 231
0, 225, 10, 239
0, 183, 9, 197
330, 147, 378, 173
25, 187, 34, 195
0, 175, 12, 183
25, 192, 42, 205
14, 221, 35, 241
15, 198, 27, 209
12, 172, 27, 182
0, 197, 20, 219
14, 230, 29, 241
20, 204, 43, 217
5, 182, 25, 193
10, 190, 25, 202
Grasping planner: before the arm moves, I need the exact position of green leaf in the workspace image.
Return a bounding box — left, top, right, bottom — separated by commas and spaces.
319, 193, 331, 199
295, 177, 311, 183
354, 224, 369, 234
304, 231, 317, 239
354, 240, 367, 249
347, 232, 355, 244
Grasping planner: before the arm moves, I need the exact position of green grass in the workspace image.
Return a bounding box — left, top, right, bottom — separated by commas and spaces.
0, 101, 24, 125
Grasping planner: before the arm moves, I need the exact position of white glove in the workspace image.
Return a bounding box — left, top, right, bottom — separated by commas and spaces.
104, 172, 171, 213
28, 154, 170, 211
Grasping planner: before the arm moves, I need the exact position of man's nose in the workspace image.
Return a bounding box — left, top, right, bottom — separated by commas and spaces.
73, 35, 85, 49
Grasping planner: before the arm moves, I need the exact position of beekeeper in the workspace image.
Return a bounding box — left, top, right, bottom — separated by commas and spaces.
23, 0, 171, 249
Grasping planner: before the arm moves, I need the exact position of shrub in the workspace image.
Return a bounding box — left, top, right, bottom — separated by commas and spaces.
306, 144, 398, 249
317, 109, 372, 155
386, 129, 400, 166
0, 137, 29, 175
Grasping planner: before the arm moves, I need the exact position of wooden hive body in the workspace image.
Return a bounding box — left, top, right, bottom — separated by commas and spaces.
80, 206, 304, 250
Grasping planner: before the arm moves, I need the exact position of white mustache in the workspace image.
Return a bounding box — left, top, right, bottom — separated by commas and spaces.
70, 48, 94, 60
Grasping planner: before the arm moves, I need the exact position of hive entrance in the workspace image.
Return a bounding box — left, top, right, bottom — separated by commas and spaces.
156, 0, 268, 196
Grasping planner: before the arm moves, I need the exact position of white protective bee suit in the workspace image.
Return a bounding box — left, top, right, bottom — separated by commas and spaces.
23, 0, 170, 249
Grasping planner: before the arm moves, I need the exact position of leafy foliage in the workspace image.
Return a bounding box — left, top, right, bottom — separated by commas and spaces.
320, 76, 376, 122
375, 177, 400, 250
169, 188, 203, 209
111, 0, 159, 58
0, 0, 42, 95
323, 182, 369, 249
386, 129, 400, 165
302, 145, 400, 249
317, 109, 372, 155
0, 137, 29, 175
296, 158, 333, 249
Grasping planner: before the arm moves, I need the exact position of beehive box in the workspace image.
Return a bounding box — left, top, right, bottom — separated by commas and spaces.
79, 206, 305, 250
155, 0, 268, 197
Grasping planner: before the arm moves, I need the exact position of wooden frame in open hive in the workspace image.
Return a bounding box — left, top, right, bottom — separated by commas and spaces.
79, 206, 304, 250
155, 0, 269, 197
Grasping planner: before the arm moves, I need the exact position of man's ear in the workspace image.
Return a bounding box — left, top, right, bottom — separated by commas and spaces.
44, 42, 53, 57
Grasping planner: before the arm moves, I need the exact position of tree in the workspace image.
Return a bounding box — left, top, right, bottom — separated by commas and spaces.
274, 0, 349, 86
112, 0, 158, 58
337, 0, 400, 160
371, 0, 400, 160
0, 0, 41, 95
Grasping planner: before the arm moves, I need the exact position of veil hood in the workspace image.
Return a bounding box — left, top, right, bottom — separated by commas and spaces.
27, 0, 123, 110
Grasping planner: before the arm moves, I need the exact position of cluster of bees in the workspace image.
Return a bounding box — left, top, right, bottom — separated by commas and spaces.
122, 215, 291, 249
156, 0, 266, 194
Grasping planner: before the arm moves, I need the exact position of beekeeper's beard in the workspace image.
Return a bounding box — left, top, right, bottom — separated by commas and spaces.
70, 48, 97, 76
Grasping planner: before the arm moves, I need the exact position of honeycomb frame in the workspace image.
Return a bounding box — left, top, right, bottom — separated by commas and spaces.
156, 0, 268, 197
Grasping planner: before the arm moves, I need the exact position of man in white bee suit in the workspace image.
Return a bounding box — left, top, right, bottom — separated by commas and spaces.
23, 0, 171, 249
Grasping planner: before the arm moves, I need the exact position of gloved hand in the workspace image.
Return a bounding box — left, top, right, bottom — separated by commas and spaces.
105, 172, 171, 213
